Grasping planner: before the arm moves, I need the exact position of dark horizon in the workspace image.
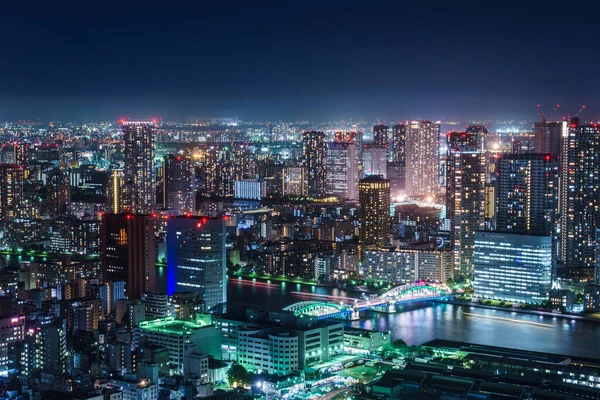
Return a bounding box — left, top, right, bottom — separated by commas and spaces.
2, 1, 599, 122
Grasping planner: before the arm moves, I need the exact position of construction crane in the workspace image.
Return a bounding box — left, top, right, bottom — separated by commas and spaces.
573, 102, 589, 119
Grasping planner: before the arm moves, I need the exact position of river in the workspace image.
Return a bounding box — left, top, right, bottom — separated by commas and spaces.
227, 278, 600, 359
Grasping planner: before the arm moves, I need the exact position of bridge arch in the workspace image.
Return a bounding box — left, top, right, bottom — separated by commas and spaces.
283, 301, 349, 317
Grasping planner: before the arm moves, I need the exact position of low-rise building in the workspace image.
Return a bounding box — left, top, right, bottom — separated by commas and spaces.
343, 327, 391, 356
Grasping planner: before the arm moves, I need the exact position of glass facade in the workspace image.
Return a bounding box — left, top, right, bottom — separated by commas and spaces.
474, 231, 551, 303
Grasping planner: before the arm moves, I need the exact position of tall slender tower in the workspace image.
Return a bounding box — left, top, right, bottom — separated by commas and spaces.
446, 131, 485, 278
123, 121, 155, 213
559, 118, 600, 281
302, 131, 326, 197
406, 120, 440, 196
162, 154, 195, 213
359, 175, 390, 261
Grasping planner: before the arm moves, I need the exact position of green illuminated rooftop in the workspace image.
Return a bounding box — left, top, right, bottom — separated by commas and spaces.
139, 317, 209, 335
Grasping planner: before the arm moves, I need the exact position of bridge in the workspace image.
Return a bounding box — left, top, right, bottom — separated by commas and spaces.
283, 283, 448, 320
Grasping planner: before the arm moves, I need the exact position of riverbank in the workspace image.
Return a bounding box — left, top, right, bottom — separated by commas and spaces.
229, 274, 317, 286
437, 299, 600, 324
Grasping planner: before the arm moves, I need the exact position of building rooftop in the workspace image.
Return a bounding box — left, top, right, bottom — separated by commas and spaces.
139, 317, 209, 335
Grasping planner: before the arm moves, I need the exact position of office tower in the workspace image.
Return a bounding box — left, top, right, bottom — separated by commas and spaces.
362, 144, 387, 178
406, 120, 440, 196
46, 168, 70, 217
326, 142, 359, 200
359, 176, 391, 260
0, 164, 24, 223
123, 121, 155, 213
302, 131, 326, 197
282, 167, 307, 196
162, 154, 195, 213
474, 231, 552, 303
559, 118, 600, 280
373, 124, 389, 147
101, 213, 156, 299
108, 169, 125, 213
107, 281, 125, 314
446, 135, 486, 277
166, 216, 227, 313
534, 121, 562, 154
496, 154, 559, 236
465, 125, 488, 152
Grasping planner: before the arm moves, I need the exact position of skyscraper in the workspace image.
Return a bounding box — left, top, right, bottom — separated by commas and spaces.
534, 120, 562, 155
406, 120, 440, 196
495, 154, 559, 236
108, 169, 125, 213
0, 164, 23, 223
359, 176, 390, 261
559, 118, 600, 280
326, 142, 359, 200
46, 168, 70, 217
373, 124, 389, 147
390, 124, 406, 163
362, 144, 387, 178
101, 213, 156, 299
302, 131, 326, 197
166, 216, 227, 313
162, 154, 195, 213
465, 125, 488, 152
446, 132, 485, 277
123, 121, 155, 213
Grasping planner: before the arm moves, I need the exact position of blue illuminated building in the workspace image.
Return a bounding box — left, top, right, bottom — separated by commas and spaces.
166, 215, 227, 313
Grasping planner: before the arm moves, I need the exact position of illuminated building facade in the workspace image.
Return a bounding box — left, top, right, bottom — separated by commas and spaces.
446, 132, 486, 277
373, 124, 389, 147
326, 142, 359, 200
474, 231, 552, 303
496, 154, 559, 236
359, 176, 390, 260
162, 154, 195, 213
166, 216, 226, 313
0, 164, 24, 223
406, 120, 440, 196
282, 166, 306, 196
101, 213, 156, 299
123, 121, 155, 213
302, 131, 326, 197
559, 118, 600, 280
108, 169, 125, 213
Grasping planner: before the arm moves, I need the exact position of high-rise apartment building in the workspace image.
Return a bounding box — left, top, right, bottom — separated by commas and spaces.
282, 167, 307, 197
326, 142, 359, 200
101, 213, 156, 299
495, 154, 559, 236
446, 132, 486, 278
406, 120, 440, 196
534, 120, 562, 155
123, 121, 155, 213
373, 124, 389, 147
559, 118, 600, 280
162, 154, 195, 213
166, 216, 227, 313
465, 125, 488, 152
0, 164, 23, 223
302, 131, 326, 197
358, 176, 390, 261
390, 124, 406, 163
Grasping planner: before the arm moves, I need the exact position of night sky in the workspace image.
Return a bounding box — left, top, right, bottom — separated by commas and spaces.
1, 1, 599, 121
